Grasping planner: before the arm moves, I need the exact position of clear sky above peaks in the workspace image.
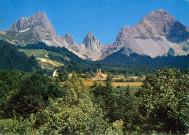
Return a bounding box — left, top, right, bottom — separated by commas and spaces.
0, 0, 189, 44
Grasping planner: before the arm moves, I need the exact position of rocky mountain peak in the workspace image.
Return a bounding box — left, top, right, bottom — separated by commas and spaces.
116, 9, 189, 41
64, 33, 74, 44
140, 9, 189, 37
116, 26, 131, 41
82, 32, 103, 53
34, 11, 46, 17
83, 32, 96, 44
64, 33, 73, 40
9, 11, 56, 34
144, 9, 173, 23
86, 32, 94, 37
150, 9, 169, 16
109, 9, 189, 59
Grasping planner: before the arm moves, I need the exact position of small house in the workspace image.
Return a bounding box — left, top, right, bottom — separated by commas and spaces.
129, 76, 139, 82
68, 73, 73, 78
45, 69, 58, 77
93, 68, 107, 80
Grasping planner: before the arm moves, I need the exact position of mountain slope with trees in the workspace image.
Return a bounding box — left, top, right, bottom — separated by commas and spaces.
17, 42, 89, 68
0, 40, 40, 72
97, 48, 189, 68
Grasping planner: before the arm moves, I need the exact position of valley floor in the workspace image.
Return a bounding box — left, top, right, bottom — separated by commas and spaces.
60, 81, 142, 87
83, 81, 142, 87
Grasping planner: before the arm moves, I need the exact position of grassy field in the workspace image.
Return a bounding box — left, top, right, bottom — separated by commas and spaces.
61, 81, 142, 87
19, 49, 49, 58
19, 49, 64, 69
83, 81, 142, 87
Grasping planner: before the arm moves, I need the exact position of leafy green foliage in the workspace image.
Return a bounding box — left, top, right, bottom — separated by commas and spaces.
57, 68, 68, 81
0, 71, 108, 134
91, 75, 142, 133
0, 114, 43, 134
139, 68, 189, 133
0, 70, 23, 118
38, 98, 106, 134
34, 72, 107, 134
1, 71, 62, 118
0, 68, 188, 134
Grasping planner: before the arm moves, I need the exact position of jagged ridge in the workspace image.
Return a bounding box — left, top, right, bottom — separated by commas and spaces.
0, 9, 189, 62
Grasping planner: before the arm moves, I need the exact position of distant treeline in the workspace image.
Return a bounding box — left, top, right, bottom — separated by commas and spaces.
96, 48, 189, 69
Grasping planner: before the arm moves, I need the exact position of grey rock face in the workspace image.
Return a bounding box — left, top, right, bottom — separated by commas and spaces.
143, 9, 188, 37
4, 12, 105, 60
83, 32, 103, 53
76, 32, 105, 60
6, 11, 78, 54
64, 33, 75, 45
7, 11, 66, 47
104, 9, 189, 58
9, 11, 56, 35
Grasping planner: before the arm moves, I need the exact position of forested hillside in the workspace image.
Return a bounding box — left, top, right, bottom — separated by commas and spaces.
17, 42, 88, 67
98, 48, 189, 68
0, 40, 41, 72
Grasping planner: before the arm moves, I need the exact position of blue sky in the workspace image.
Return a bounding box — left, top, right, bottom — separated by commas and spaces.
0, 0, 189, 44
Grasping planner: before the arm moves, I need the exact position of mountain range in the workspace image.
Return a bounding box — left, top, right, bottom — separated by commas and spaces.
0, 9, 189, 63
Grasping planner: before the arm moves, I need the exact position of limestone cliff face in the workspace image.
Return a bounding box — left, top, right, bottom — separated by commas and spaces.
7, 11, 69, 47
78, 32, 105, 60
116, 9, 189, 41
9, 11, 56, 35
63, 33, 75, 45
102, 9, 189, 59
141, 9, 188, 37
83, 32, 103, 53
